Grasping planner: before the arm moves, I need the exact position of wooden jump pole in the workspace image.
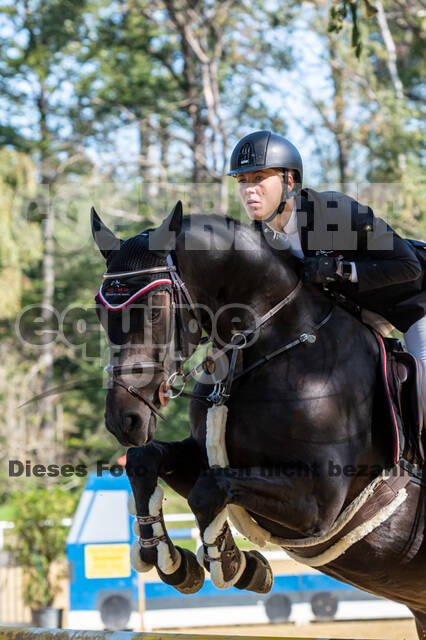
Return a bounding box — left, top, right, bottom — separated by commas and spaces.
0, 627, 368, 640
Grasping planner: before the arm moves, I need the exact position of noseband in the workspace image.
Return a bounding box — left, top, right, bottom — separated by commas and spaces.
101, 261, 203, 421
104, 362, 168, 421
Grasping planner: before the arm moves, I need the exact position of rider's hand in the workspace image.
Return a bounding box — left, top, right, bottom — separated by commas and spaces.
302, 256, 341, 284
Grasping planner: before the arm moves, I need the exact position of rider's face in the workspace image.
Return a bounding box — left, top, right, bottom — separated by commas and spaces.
236, 169, 285, 221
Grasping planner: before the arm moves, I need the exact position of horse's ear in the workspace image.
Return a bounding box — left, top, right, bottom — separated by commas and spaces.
91, 207, 121, 260
148, 200, 183, 255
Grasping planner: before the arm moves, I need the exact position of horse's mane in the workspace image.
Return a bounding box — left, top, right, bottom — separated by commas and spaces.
179, 213, 302, 276
107, 212, 302, 282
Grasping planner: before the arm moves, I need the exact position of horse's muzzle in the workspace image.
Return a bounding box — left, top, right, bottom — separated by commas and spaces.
104, 407, 156, 447
123, 409, 144, 433
121, 410, 156, 446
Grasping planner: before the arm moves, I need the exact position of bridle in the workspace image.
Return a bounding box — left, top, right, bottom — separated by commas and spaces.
19, 253, 333, 414
101, 256, 334, 415
101, 260, 203, 421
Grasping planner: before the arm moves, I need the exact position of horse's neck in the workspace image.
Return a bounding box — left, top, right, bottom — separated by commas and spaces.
174, 216, 324, 341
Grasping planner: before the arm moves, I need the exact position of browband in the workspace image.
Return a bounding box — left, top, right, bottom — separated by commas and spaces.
103, 265, 176, 279
98, 278, 172, 311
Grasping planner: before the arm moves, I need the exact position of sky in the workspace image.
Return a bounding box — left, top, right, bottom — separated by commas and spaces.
0, 1, 371, 193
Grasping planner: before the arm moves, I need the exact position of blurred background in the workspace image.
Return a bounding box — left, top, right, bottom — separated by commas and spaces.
0, 0, 424, 633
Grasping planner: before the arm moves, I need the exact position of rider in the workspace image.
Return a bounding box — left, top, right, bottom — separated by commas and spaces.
227, 130, 426, 367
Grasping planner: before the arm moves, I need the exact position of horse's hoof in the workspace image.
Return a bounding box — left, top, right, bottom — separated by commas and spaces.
130, 539, 154, 573
157, 546, 205, 594
234, 550, 273, 593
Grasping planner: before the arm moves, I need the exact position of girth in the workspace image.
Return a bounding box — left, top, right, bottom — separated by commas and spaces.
284, 465, 411, 561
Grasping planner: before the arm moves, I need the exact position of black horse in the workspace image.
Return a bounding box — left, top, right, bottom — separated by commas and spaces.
92, 202, 426, 638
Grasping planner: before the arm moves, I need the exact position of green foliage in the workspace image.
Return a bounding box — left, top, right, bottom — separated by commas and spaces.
161, 481, 191, 514
0, 0, 423, 477
156, 395, 192, 443
329, 0, 377, 57
0, 0, 90, 178
6, 485, 78, 608
0, 149, 41, 321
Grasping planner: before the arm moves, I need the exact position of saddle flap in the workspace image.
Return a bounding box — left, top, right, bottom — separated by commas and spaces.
390, 350, 426, 464
378, 334, 426, 465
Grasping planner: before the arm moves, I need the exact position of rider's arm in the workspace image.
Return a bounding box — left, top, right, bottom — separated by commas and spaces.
353, 219, 422, 292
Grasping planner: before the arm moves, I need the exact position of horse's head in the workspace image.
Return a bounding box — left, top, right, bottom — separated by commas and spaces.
92, 201, 201, 446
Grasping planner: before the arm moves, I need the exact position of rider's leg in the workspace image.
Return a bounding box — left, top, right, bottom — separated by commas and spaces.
404, 316, 426, 369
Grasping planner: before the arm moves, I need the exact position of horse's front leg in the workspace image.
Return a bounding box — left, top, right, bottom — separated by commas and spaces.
188, 461, 335, 592
188, 470, 273, 593
126, 437, 205, 594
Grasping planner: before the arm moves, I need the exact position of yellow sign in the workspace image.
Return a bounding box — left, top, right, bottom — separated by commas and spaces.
84, 543, 131, 579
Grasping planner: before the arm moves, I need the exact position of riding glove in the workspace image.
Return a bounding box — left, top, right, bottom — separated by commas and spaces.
302, 256, 340, 284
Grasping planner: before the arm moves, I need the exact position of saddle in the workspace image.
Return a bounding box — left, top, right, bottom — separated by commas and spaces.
375, 332, 426, 466
325, 290, 425, 466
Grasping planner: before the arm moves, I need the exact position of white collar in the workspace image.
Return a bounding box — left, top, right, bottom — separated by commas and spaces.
265, 203, 297, 237
282, 203, 298, 235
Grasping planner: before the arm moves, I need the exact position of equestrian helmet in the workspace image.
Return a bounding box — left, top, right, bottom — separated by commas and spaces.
227, 130, 303, 185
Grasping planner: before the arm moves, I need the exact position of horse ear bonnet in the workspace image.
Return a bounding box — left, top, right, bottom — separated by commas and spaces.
106, 233, 168, 272
97, 202, 183, 309
99, 234, 172, 310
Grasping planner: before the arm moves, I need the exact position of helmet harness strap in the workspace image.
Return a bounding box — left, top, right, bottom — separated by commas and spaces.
263, 169, 296, 224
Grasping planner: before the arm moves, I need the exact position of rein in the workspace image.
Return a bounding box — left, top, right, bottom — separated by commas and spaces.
101, 259, 334, 412
170, 279, 333, 406
19, 257, 333, 414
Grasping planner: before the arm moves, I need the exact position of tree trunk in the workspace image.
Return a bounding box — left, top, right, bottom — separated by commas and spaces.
190, 103, 208, 184
375, 0, 406, 172
329, 41, 350, 188
139, 116, 160, 200
375, 0, 404, 100
38, 77, 56, 444
158, 116, 170, 183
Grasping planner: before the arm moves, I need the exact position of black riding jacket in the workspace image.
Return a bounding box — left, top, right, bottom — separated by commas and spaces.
264, 188, 424, 332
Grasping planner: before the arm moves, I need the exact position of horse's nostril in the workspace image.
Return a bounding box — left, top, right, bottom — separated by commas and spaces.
123, 411, 142, 432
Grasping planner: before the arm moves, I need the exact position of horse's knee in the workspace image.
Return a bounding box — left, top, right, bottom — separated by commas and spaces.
126, 442, 162, 477
126, 444, 162, 502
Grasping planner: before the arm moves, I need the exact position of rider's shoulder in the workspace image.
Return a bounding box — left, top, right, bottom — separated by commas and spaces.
302, 187, 370, 209
301, 187, 374, 226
